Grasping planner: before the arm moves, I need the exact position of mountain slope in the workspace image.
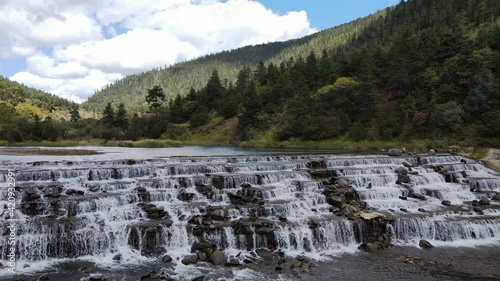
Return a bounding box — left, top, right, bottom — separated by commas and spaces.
97, 0, 500, 145
0, 76, 81, 119
82, 8, 390, 111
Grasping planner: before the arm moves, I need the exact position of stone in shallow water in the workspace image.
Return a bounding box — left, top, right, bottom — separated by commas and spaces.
419, 240, 433, 249
359, 212, 386, 220
182, 255, 198, 265
209, 250, 226, 265
441, 200, 451, 206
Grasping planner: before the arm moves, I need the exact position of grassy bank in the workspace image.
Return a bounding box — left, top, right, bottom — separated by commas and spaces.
240, 137, 456, 153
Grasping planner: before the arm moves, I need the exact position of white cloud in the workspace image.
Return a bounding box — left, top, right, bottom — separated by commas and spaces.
2, 0, 316, 103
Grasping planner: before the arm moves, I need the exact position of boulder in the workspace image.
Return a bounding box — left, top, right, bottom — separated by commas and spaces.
396, 175, 411, 184
336, 178, 349, 189
402, 161, 413, 168
408, 192, 426, 201
226, 258, 241, 266
162, 254, 172, 263
196, 252, 207, 262
479, 198, 491, 206
240, 183, 252, 188
441, 200, 451, 206
395, 167, 408, 176
492, 194, 500, 202
388, 149, 402, 157
209, 250, 226, 265
182, 255, 198, 265
400, 208, 408, 212
112, 254, 122, 261
419, 240, 433, 249
326, 195, 345, 208
208, 208, 225, 221
278, 215, 287, 222
359, 212, 385, 220
178, 192, 196, 202
399, 196, 408, 201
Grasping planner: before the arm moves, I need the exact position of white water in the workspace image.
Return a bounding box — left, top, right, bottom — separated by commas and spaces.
1, 152, 499, 277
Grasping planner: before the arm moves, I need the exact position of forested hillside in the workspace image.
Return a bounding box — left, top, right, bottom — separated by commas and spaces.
3, 0, 499, 146
110, 0, 499, 145
0, 76, 95, 142
83, 9, 388, 111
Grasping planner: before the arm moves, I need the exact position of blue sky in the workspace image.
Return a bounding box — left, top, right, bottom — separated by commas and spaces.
0, 0, 399, 102
259, 0, 399, 31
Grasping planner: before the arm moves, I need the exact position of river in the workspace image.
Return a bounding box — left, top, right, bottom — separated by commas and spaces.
0, 146, 499, 280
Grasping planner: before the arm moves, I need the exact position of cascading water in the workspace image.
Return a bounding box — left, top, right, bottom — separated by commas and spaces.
1, 152, 499, 279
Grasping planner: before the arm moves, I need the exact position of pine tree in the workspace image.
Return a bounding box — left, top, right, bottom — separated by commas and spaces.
146, 85, 166, 111
70, 106, 80, 123
101, 102, 114, 126
114, 103, 128, 130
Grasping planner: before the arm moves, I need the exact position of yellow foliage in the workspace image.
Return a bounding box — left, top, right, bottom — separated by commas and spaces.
15, 102, 43, 120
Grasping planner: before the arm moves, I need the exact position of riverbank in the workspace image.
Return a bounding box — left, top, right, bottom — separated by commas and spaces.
0, 148, 102, 156
458, 147, 500, 172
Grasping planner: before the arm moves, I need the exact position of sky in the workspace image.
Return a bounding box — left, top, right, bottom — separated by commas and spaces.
0, 0, 399, 103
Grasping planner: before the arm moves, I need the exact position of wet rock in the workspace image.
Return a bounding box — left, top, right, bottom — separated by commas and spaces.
196, 252, 207, 261
191, 276, 205, 281
307, 160, 326, 169
460, 206, 471, 212
441, 200, 451, 206
211, 176, 225, 189
209, 250, 226, 265
256, 226, 274, 234
182, 255, 198, 265
399, 196, 408, 201
408, 192, 426, 201
388, 148, 402, 156
400, 208, 408, 212
480, 198, 491, 205
472, 200, 480, 206
89, 275, 111, 281
419, 240, 433, 249
278, 215, 287, 222
178, 192, 196, 202
326, 195, 345, 208
418, 208, 426, 213
308, 219, 319, 228
340, 205, 358, 217
336, 178, 349, 189
195, 184, 213, 196
112, 254, 122, 261
256, 248, 273, 259
396, 174, 410, 184
492, 194, 500, 202
195, 242, 212, 251
402, 161, 413, 168
240, 183, 252, 188
140, 270, 172, 281
225, 258, 241, 266
359, 212, 386, 220
79, 266, 94, 273
473, 207, 483, 214
26, 191, 41, 201
162, 254, 172, 263
208, 208, 225, 221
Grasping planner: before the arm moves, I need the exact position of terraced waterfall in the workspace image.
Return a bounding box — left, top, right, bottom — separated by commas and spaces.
1, 153, 499, 280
